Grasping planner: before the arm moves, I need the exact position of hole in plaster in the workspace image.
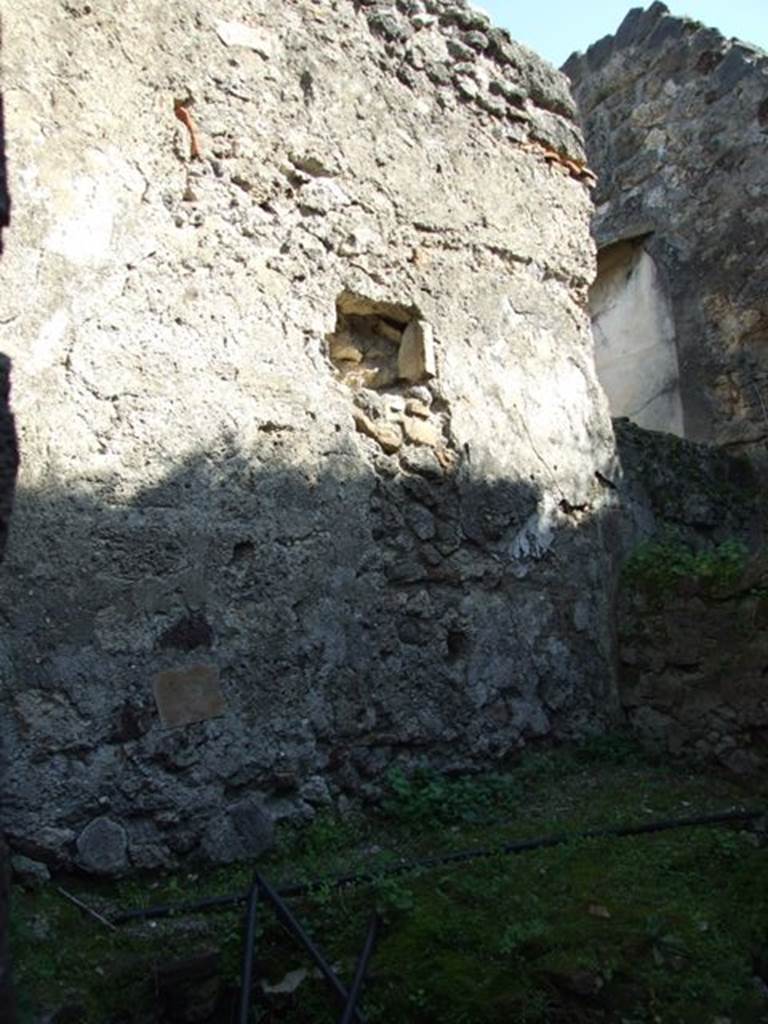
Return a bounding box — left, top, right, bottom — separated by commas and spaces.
327, 291, 432, 390
327, 291, 457, 470
231, 540, 254, 563
447, 629, 470, 662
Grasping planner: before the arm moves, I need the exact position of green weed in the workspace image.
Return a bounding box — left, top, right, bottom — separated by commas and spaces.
381, 765, 522, 826
623, 532, 749, 596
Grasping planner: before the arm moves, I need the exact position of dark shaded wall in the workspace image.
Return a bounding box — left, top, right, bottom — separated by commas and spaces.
0, 63, 20, 1024
564, 3, 768, 460
614, 420, 766, 774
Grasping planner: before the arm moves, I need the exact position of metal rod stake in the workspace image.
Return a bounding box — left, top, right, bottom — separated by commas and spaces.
339, 914, 379, 1024
254, 871, 366, 1024
237, 882, 260, 1024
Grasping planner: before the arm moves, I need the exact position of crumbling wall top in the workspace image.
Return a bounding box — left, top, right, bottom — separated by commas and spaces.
354, 0, 585, 161
563, 2, 768, 94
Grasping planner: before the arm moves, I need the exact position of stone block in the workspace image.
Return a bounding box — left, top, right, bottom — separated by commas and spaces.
10, 855, 50, 887
76, 817, 128, 876
202, 799, 274, 864
329, 333, 364, 363
352, 409, 402, 453
403, 415, 441, 447
405, 398, 431, 418
152, 664, 226, 729
398, 320, 436, 382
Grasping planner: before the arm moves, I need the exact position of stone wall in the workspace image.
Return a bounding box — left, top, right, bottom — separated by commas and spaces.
0, 0, 620, 873
620, 576, 768, 775
564, 3, 768, 459
613, 418, 766, 773
613, 418, 761, 547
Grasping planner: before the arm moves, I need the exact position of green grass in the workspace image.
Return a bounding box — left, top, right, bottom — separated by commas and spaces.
11, 734, 768, 1023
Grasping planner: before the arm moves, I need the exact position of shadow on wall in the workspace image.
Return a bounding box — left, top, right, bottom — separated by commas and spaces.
0, 442, 623, 873
0, 89, 15, 561
0, 83, 19, 1024
0, 93, 8, 254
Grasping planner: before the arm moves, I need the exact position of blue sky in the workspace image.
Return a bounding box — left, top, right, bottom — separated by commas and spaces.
479, 1, 767, 68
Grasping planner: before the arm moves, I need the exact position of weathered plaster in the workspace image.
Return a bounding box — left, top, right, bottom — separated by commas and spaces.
0, 0, 621, 873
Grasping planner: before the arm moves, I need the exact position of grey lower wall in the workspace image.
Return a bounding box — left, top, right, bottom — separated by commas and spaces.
0, 0, 622, 874
613, 420, 766, 775
620, 581, 768, 775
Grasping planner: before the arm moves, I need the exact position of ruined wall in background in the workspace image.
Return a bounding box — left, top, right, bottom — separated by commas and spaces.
564, 3, 768, 459
0, 0, 620, 875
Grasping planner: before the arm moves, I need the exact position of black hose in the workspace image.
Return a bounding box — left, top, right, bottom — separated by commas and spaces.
237, 882, 260, 1024
113, 807, 762, 925
338, 915, 379, 1024
255, 871, 367, 1024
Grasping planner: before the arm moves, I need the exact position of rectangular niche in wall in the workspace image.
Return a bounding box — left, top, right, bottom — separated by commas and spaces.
589, 237, 684, 437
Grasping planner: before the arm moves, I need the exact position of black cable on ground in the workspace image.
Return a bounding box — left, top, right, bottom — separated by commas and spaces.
113, 807, 763, 925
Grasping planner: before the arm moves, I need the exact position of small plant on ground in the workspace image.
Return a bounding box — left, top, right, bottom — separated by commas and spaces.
381, 766, 523, 826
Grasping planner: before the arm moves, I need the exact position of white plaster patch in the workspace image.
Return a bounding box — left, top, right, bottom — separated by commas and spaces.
43, 171, 117, 266
509, 497, 556, 564
215, 19, 274, 57
590, 240, 683, 436
30, 308, 69, 373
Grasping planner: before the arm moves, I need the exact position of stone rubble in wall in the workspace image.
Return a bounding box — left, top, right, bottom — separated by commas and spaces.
356, 0, 595, 177
619, 585, 768, 776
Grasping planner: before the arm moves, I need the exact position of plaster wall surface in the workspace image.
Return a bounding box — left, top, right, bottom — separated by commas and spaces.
0, 0, 620, 873
590, 239, 683, 436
